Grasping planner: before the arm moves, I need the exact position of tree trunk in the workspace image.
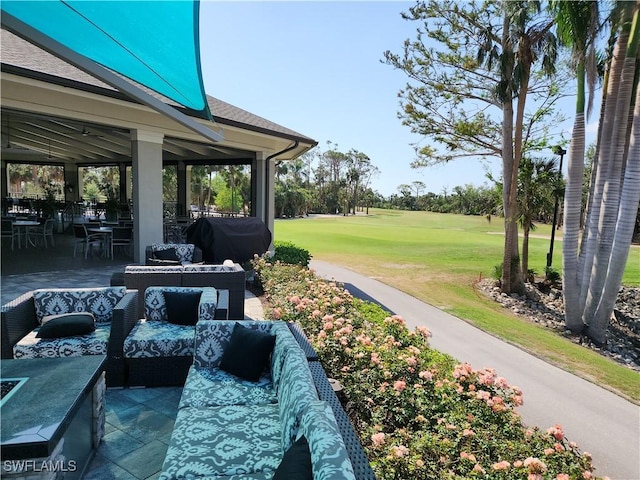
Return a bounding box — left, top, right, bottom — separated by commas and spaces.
588, 86, 640, 344
563, 112, 587, 332
584, 56, 637, 326
578, 26, 629, 311
585, 9, 640, 343
500, 6, 523, 294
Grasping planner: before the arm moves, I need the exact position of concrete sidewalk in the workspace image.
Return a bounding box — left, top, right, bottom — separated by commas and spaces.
311, 260, 640, 480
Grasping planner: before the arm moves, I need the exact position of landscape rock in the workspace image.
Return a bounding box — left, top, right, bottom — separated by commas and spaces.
476, 280, 640, 372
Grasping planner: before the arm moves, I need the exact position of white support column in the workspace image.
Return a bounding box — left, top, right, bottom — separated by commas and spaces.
254, 152, 267, 223
266, 156, 276, 251
131, 130, 164, 263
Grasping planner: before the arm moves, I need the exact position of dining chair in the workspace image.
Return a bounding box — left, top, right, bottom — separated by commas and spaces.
72, 224, 102, 259
111, 226, 133, 258
32, 218, 56, 248
1, 219, 20, 250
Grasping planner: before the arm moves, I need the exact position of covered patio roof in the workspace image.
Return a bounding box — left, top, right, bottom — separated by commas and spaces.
1, 29, 317, 165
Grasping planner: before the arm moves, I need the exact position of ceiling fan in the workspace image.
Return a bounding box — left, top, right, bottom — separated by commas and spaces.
72, 126, 104, 138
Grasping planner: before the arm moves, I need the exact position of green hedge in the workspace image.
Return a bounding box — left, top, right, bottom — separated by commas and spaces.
271, 240, 312, 267
253, 256, 598, 480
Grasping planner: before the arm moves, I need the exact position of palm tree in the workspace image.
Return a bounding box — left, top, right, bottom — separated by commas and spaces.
552, 0, 600, 332
584, 3, 640, 343
489, 1, 557, 294
518, 156, 558, 280
556, 0, 640, 343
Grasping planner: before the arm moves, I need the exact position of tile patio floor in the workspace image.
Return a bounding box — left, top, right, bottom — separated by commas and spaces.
1, 230, 265, 479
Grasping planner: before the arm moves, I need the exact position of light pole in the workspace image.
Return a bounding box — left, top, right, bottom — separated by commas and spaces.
546, 146, 566, 269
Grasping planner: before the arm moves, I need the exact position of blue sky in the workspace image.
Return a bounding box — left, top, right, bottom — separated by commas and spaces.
198, 1, 596, 197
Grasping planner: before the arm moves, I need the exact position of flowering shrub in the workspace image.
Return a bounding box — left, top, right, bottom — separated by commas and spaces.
253, 255, 602, 479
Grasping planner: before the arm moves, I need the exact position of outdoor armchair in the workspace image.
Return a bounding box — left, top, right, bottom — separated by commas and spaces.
122, 286, 227, 386
0, 286, 138, 387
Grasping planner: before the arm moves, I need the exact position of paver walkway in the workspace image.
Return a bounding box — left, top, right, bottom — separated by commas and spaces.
311, 260, 640, 480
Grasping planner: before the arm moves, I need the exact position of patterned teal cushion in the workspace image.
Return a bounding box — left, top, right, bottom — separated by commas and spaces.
160, 405, 282, 479
14, 323, 111, 359
269, 323, 301, 394
277, 349, 319, 451
179, 367, 276, 409
301, 401, 356, 479
33, 287, 126, 324
123, 321, 195, 358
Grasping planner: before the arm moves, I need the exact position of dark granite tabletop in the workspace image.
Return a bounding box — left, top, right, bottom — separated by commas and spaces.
0, 355, 106, 459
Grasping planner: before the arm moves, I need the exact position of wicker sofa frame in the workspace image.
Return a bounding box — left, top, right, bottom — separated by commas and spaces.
286, 322, 376, 480
118, 264, 240, 319
0, 288, 138, 387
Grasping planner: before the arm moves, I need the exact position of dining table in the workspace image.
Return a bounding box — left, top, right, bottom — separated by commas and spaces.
12, 220, 41, 248
87, 226, 113, 258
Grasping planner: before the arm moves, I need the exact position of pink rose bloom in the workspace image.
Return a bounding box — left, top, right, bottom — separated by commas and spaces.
416, 325, 432, 338
419, 371, 433, 381
311, 309, 321, 317
371, 432, 385, 447
556, 475, 570, 480
272, 308, 282, 319
393, 380, 406, 393
289, 295, 300, 305
323, 321, 333, 331
472, 464, 485, 474
492, 461, 510, 471
406, 356, 417, 367
322, 314, 334, 322
462, 429, 475, 437
544, 448, 554, 456
547, 424, 564, 441
582, 472, 592, 479
391, 445, 408, 458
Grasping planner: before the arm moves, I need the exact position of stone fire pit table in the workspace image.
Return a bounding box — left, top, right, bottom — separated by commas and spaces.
1, 355, 106, 479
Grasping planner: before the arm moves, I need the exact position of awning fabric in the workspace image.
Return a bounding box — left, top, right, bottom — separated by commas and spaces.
1, 0, 211, 119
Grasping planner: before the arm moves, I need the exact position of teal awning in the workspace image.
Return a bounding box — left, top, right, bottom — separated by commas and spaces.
1, 0, 223, 142
2, 0, 210, 117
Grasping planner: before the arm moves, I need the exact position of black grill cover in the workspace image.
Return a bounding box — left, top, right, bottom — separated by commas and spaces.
185, 217, 272, 264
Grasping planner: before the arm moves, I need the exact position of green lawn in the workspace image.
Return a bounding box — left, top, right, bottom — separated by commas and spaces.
275, 209, 640, 402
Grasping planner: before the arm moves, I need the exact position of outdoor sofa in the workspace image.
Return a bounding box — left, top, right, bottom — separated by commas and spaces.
122, 286, 226, 387
117, 263, 242, 319
0, 286, 138, 387
159, 319, 356, 480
